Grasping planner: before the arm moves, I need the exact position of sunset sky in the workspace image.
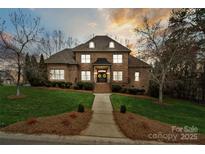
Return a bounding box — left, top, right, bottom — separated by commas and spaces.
0, 8, 172, 50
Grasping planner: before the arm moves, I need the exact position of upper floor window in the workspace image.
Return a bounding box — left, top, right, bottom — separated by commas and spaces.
109, 42, 115, 48
81, 54, 90, 63
113, 71, 123, 81
113, 54, 122, 63
135, 72, 140, 81
50, 69, 64, 80
89, 42, 95, 48
81, 71, 91, 81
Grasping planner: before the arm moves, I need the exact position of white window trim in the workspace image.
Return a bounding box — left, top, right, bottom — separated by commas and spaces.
109, 42, 115, 48
113, 54, 123, 63
89, 42, 95, 48
135, 72, 140, 81
81, 71, 91, 81
50, 69, 64, 80
81, 54, 90, 63
113, 71, 123, 81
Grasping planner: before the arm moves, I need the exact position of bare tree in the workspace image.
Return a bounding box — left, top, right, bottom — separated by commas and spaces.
38, 30, 79, 58
0, 9, 42, 96
135, 17, 194, 103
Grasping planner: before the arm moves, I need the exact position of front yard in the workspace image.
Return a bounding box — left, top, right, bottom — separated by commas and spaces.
111, 94, 205, 143
0, 86, 94, 127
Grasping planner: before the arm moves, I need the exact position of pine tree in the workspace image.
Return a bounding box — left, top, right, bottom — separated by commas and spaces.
39, 54, 48, 82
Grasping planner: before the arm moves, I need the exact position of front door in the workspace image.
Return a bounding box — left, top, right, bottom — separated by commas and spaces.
97, 71, 107, 82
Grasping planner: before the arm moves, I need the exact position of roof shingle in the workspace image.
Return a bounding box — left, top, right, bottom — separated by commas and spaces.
128, 55, 151, 68
45, 49, 77, 64
73, 35, 131, 52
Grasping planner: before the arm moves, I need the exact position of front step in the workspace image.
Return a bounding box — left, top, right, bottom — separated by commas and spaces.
93, 83, 111, 93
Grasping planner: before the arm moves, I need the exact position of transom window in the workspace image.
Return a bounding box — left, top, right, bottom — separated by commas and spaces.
109, 42, 115, 48
135, 72, 140, 81
113, 54, 122, 63
113, 71, 123, 81
81, 71, 91, 81
81, 54, 90, 63
50, 69, 64, 80
89, 42, 95, 48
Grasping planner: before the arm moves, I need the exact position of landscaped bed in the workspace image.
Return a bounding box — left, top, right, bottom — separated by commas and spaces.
113, 111, 205, 144
0, 86, 94, 127
111, 94, 205, 144
1, 111, 92, 135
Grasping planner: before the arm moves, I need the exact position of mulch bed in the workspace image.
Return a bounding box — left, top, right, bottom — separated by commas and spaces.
113, 111, 205, 144
1, 110, 92, 136
7, 95, 27, 100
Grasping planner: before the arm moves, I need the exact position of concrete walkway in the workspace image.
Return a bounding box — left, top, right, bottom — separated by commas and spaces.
81, 93, 125, 138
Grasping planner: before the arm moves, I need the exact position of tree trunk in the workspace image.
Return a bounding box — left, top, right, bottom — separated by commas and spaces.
16, 72, 21, 96
16, 55, 21, 96
159, 83, 163, 103
16, 84, 20, 96
158, 74, 165, 103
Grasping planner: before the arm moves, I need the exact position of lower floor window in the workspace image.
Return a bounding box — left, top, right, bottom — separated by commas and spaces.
135, 72, 140, 81
81, 71, 91, 81
113, 71, 123, 81
50, 69, 64, 80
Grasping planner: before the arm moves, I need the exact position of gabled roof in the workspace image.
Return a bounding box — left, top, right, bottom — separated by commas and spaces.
128, 55, 151, 68
93, 58, 112, 65
73, 35, 131, 52
45, 49, 77, 64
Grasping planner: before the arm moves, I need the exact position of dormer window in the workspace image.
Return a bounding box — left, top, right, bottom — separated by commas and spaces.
109, 42, 115, 48
89, 42, 95, 48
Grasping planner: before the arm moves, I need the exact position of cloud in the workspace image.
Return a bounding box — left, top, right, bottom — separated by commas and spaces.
108, 8, 172, 27
25, 8, 172, 55
87, 22, 97, 28
100, 9, 172, 55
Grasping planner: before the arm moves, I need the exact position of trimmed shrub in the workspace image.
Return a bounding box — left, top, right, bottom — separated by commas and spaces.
76, 82, 84, 89
73, 84, 80, 90
0, 122, 6, 128
83, 82, 94, 90
128, 88, 138, 95
77, 104, 85, 112
65, 82, 72, 88
49, 81, 72, 88
57, 82, 64, 88
120, 88, 128, 93
44, 81, 52, 87
128, 88, 145, 95
138, 89, 146, 95
112, 84, 122, 92
120, 105, 126, 113
76, 82, 94, 90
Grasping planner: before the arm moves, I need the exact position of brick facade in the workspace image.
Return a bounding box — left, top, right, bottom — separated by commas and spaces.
47, 64, 78, 83
75, 52, 129, 84
128, 67, 150, 92
45, 35, 151, 93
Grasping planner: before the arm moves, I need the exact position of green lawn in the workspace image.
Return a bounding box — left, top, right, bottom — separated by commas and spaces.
0, 86, 94, 127
111, 94, 205, 134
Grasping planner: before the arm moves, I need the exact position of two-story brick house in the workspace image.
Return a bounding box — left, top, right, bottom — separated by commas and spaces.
45, 35, 151, 92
